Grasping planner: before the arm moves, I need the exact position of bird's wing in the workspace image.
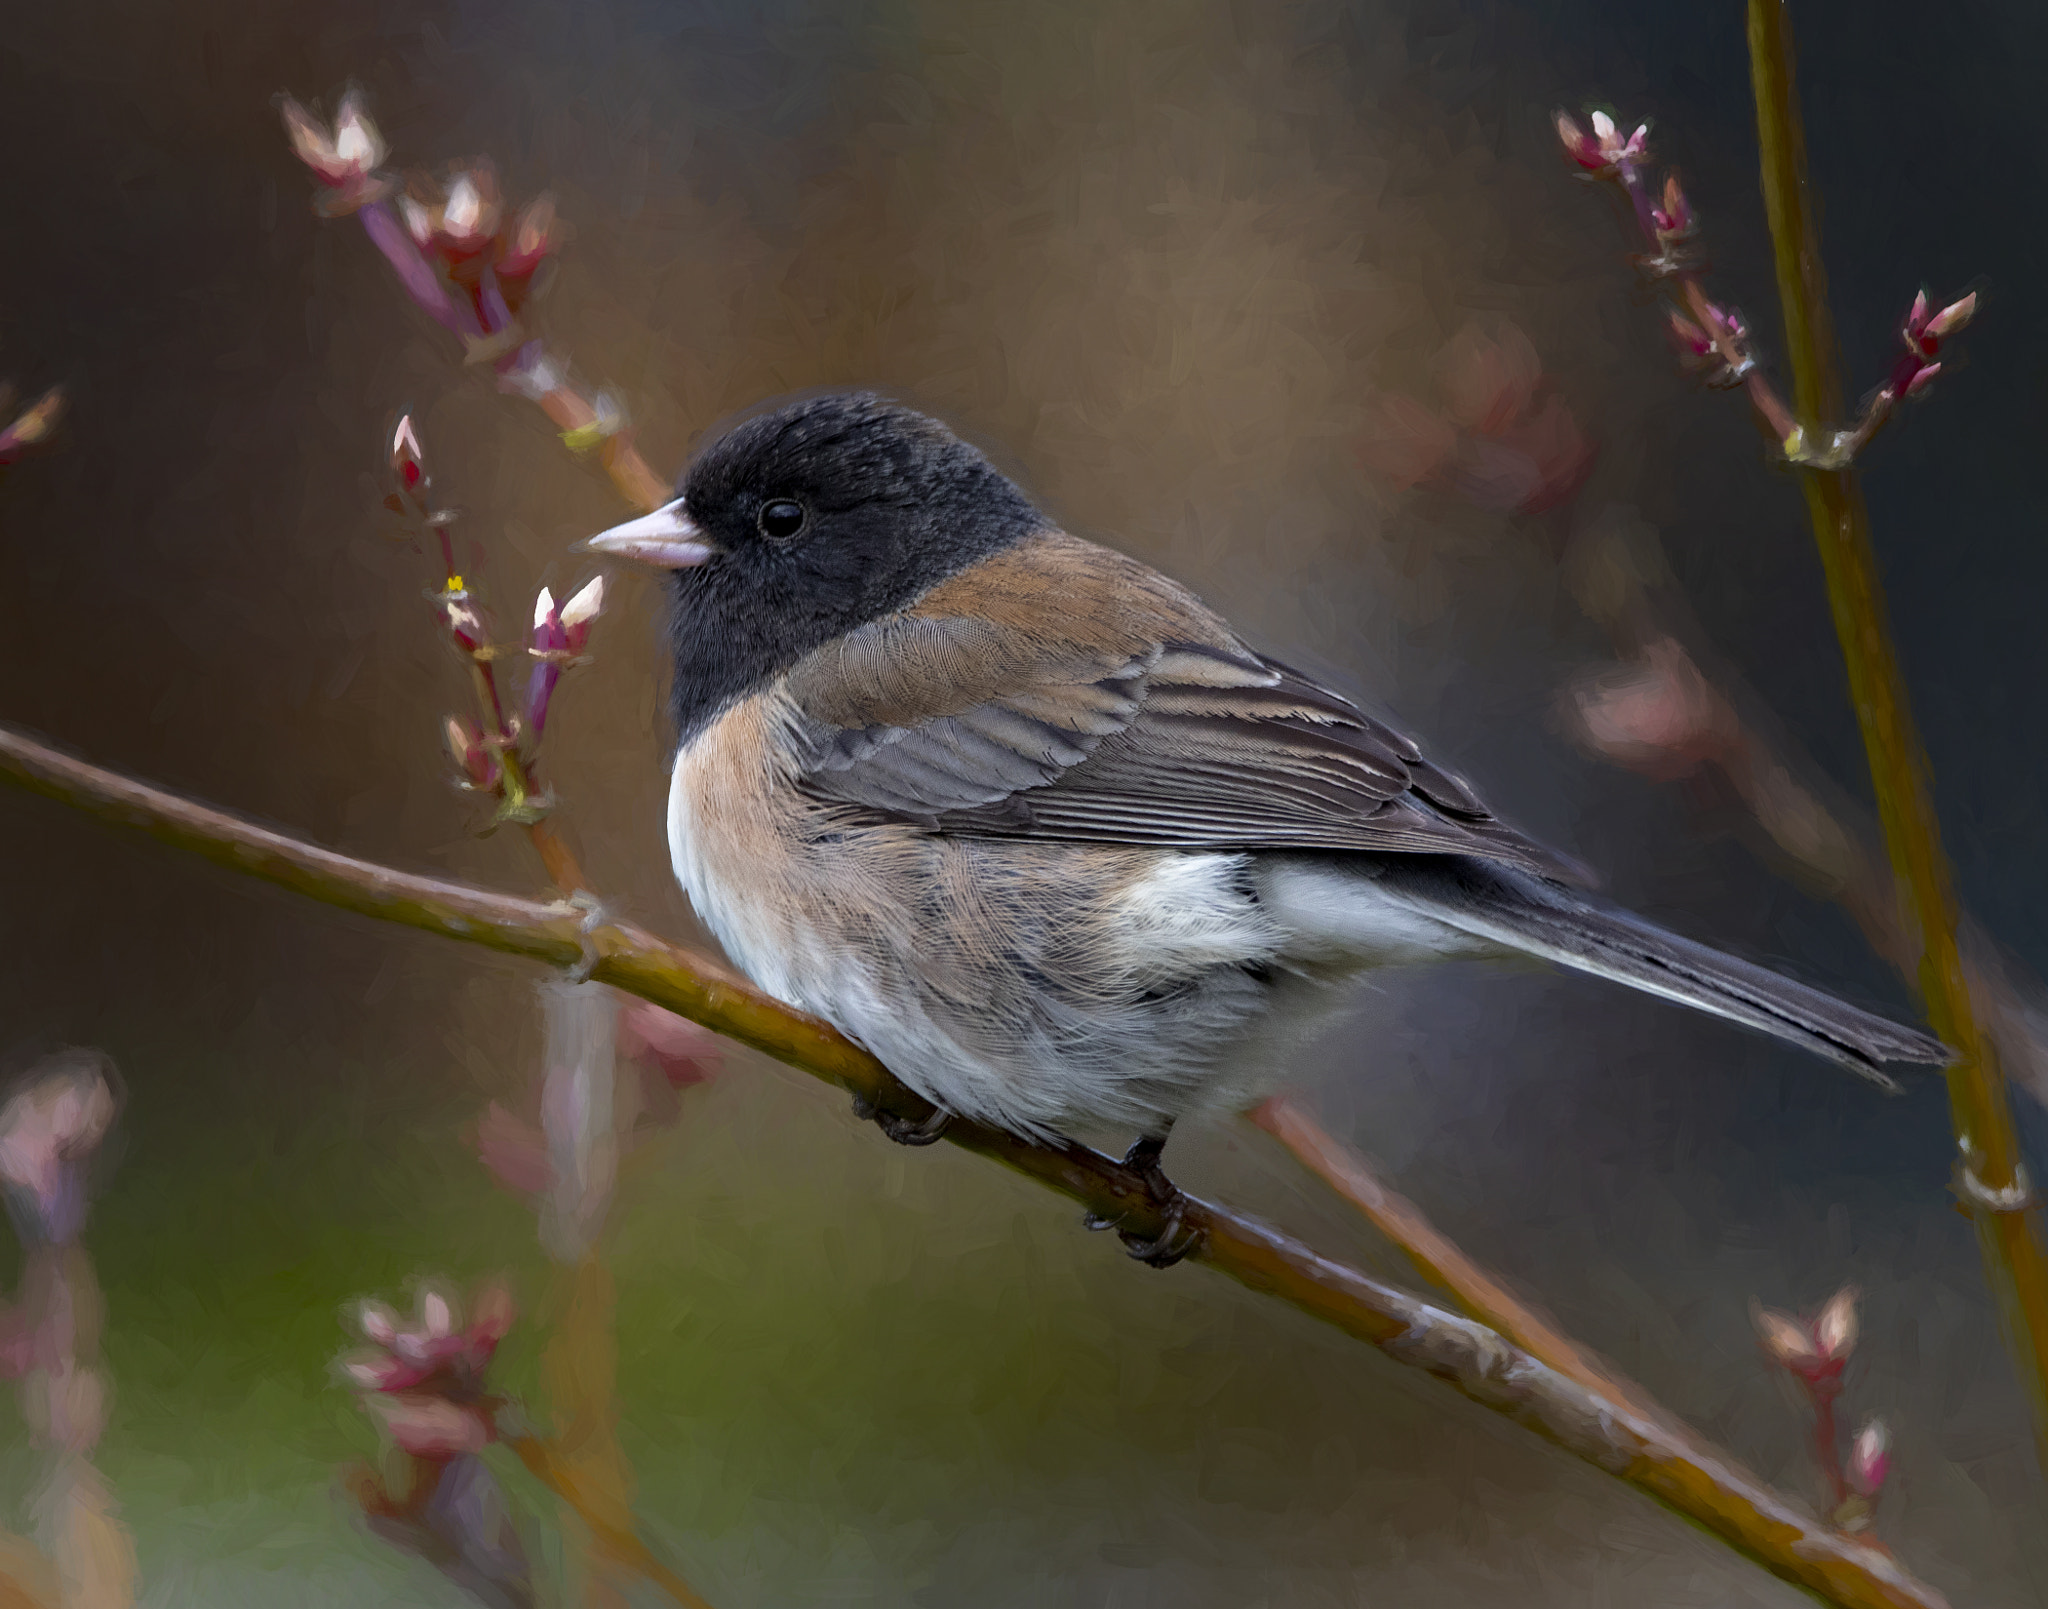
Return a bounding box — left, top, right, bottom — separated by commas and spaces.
780, 530, 1585, 880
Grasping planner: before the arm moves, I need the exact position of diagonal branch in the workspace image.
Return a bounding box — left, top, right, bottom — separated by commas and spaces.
0, 719, 1951, 1609
1562, 512, 2048, 1111
1249, 1096, 1680, 1434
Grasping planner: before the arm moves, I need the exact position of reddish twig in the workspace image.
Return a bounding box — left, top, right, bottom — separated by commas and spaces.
1250, 1096, 1677, 1430
280, 92, 670, 516
1554, 109, 1973, 469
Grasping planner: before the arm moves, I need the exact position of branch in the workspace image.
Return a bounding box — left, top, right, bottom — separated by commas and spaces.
1250, 1097, 1678, 1433
1251, 1097, 1914, 1528
1554, 111, 1969, 471
1746, 0, 2048, 1467
1562, 516, 2048, 1111
281, 92, 669, 518
0, 722, 1953, 1609
507, 1434, 711, 1609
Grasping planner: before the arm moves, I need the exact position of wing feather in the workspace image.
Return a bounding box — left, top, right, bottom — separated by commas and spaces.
782, 532, 1584, 880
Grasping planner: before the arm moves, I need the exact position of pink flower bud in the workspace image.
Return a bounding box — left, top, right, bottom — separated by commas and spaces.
444, 716, 498, 790
0, 1052, 118, 1244
1554, 109, 1649, 173
1652, 175, 1692, 235
399, 194, 435, 247
472, 1102, 550, 1195
1592, 111, 1646, 162
1904, 289, 1975, 358
1904, 360, 1942, 398
558, 575, 605, 643
342, 1353, 405, 1392
1925, 292, 1976, 342
1668, 312, 1714, 357
366, 1393, 495, 1461
0, 387, 64, 463
442, 589, 488, 652
391, 413, 426, 497
1815, 1286, 1858, 1361
1847, 1417, 1890, 1498
525, 591, 567, 738
279, 96, 333, 173
420, 1288, 454, 1340
332, 91, 383, 173
358, 1300, 401, 1348
278, 91, 388, 212
617, 998, 724, 1091
1703, 301, 1747, 343
467, 1280, 516, 1350
1571, 641, 1728, 777
438, 168, 502, 256
1754, 1305, 1821, 1368
1555, 112, 1605, 170
442, 176, 485, 241
499, 194, 558, 277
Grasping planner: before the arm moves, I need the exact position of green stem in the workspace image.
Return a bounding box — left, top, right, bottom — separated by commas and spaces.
1747, 0, 2048, 1469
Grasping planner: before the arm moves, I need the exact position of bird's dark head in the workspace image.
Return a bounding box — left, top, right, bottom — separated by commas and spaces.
585, 392, 1045, 742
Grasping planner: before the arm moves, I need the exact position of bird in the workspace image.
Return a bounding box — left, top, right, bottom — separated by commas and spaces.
584, 392, 1950, 1262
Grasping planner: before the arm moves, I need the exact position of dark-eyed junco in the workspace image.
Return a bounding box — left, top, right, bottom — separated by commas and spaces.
586, 393, 1947, 1258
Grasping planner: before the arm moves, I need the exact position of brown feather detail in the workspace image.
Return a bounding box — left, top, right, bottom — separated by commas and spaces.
778, 529, 1588, 882
905, 530, 1242, 650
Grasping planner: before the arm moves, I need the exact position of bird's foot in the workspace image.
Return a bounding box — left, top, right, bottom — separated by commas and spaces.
1083, 1134, 1204, 1268
849, 1091, 952, 1147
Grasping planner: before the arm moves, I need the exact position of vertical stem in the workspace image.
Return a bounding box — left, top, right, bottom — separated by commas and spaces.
542, 1255, 638, 1607
529, 821, 589, 893
1811, 1383, 1846, 1509
1746, 0, 2048, 1468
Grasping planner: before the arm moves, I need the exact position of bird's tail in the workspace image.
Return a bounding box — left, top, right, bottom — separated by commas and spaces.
1370, 856, 1953, 1087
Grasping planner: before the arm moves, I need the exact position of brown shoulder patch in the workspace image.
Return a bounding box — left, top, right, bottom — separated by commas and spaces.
784, 532, 1241, 730
906, 531, 1240, 654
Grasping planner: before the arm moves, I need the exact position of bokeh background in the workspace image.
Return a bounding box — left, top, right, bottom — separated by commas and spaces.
2, 0, 2045, 1602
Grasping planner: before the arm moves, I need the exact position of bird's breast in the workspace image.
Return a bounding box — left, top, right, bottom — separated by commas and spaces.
666, 687, 827, 1003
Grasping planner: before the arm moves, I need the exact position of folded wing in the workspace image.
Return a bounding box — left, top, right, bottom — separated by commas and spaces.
782, 531, 1586, 881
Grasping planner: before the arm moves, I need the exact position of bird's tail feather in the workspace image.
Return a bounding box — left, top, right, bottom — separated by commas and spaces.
1371, 857, 1953, 1087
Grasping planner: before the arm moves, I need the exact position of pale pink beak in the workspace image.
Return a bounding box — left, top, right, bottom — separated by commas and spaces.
581, 498, 718, 568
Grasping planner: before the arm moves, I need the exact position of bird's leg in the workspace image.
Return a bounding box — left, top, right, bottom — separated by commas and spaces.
1084, 1127, 1203, 1268
849, 1090, 952, 1147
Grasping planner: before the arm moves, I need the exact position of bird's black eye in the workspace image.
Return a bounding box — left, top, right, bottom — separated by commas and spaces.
758, 499, 806, 541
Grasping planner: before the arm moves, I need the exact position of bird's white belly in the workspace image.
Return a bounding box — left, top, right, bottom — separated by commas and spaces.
667, 727, 1490, 1138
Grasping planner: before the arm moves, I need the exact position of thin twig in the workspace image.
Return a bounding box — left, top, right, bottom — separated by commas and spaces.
1558, 108, 1960, 470
1249, 1096, 1676, 1431
507, 1434, 712, 1609
1561, 513, 2048, 1109
1746, 0, 2048, 1469
0, 721, 1952, 1609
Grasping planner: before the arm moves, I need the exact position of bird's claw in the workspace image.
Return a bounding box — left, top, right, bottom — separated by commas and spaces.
850, 1091, 952, 1147
1116, 1210, 1203, 1268
1080, 1134, 1205, 1268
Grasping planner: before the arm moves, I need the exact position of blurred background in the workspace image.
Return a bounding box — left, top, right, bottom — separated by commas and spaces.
1, 0, 2044, 1602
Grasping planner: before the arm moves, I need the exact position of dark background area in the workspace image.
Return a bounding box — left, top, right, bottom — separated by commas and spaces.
0, 1, 2042, 1603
